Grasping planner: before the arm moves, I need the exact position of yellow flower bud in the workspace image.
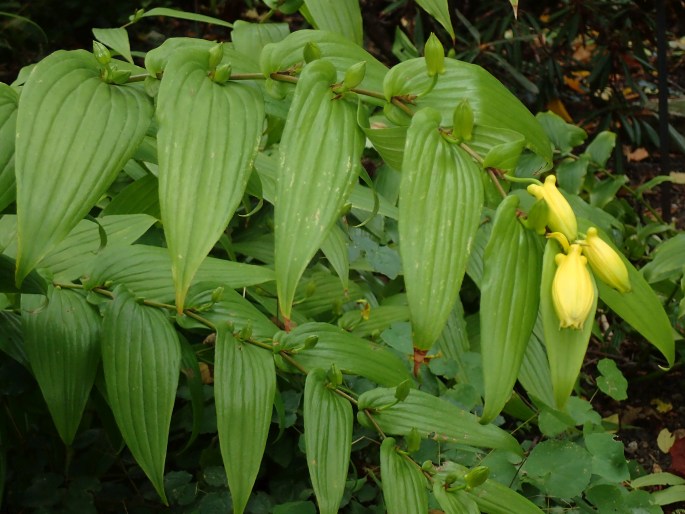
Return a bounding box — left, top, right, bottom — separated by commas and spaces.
552, 244, 594, 330
527, 175, 577, 241
582, 227, 631, 293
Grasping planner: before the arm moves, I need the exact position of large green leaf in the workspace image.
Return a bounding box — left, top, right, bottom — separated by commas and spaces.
282, 322, 411, 386
0, 311, 28, 368
400, 108, 483, 350
540, 238, 598, 408
14, 50, 153, 284
0, 254, 48, 294
302, 0, 363, 45
383, 58, 552, 167
357, 387, 522, 454
157, 47, 264, 311
380, 437, 428, 514
581, 221, 675, 366
480, 196, 542, 423
517, 315, 555, 407
102, 286, 181, 503
641, 233, 685, 283
304, 368, 352, 514
274, 59, 364, 322
2, 214, 156, 282
433, 483, 479, 514
254, 151, 397, 219
0, 83, 18, 212
231, 21, 290, 56
260, 30, 388, 95
84, 244, 274, 303
415, 0, 455, 39
214, 328, 276, 514
23, 288, 101, 445
92, 28, 133, 64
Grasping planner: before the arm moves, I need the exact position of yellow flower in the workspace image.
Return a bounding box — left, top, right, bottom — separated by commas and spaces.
552, 244, 595, 330
582, 227, 631, 293
527, 175, 577, 241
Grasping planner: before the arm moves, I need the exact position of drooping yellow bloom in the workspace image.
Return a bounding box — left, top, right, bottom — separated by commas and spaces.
552, 244, 595, 330
582, 227, 631, 293
527, 175, 578, 241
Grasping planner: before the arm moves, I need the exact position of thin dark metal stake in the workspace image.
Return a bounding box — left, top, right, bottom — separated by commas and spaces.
656, 0, 672, 222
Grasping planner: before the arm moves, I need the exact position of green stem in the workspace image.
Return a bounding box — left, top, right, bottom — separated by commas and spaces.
500, 174, 543, 186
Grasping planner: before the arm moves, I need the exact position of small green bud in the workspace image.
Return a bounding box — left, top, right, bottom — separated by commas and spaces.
424, 33, 445, 77
464, 465, 489, 490
303, 41, 321, 63
303, 334, 319, 350
326, 363, 343, 387
211, 286, 225, 304
110, 68, 131, 85
208, 43, 224, 70
211, 63, 232, 84
129, 8, 145, 23
93, 41, 111, 65
452, 99, 474, 141
239, 320, 253, 341
525, 197, 550, 235
394, 379, 411, 402
343, 61, 366, 90
421, 460, 436, 473
405, 427, 421, 454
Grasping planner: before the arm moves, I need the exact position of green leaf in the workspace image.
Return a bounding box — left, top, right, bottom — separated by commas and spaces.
579, 221, 674, 367
304, 368, 352, 514
2, 214, 156, 283
520, 440, 592, 498
415, 0, 455, 39
0, 83, 18, 212
535, 111, 587, 153
231, 20, 290, 56
283, 322, 411, 386
480, 196, 541, 423
589, 175, 628, 208
84, 244, 274, 303
380, 438, 428, 514
320, 224, 350, 291
92, 28, 133, 64
400, 108, 483, 350
358, 387, 522, 454
540, 238, 598, 408
260, 30, 388, 95
475, 125, 526, 171
641, 233, 685, 283
302, 0, 363, 45
157, 47, 264, 311
465, 467, 544, 514
0, 310, 29, 368
101, 174, 160, 218
15, 50, 153, 284
433, 483, 479, 514
584, 432, 629, 482
383, 59, 552, 167
274, 59, 364, 321
517, 316, 555, 407
273, 501, 317, 514
102, 286, 181, 503
22, 288, 101, 445
631, 472, 685, 489
0, 254, 48, 294
595, 358, 628, 401
214, 328, 276, 514
583, 130, 616, 168
556, 155, 590, 195
141, 7, 233, 28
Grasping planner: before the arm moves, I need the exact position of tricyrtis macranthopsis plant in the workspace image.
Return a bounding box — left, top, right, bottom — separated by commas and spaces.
0, 4, 675, 514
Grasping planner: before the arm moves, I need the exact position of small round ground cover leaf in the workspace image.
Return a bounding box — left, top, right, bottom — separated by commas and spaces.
585, 432, 630, 483
596, 358, 628, 401
520, 440, 592, 498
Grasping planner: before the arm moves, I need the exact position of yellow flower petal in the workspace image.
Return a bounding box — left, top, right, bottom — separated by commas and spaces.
582, 227, 631, 293
527, 175, 577, 241
552, 244, 595, 329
